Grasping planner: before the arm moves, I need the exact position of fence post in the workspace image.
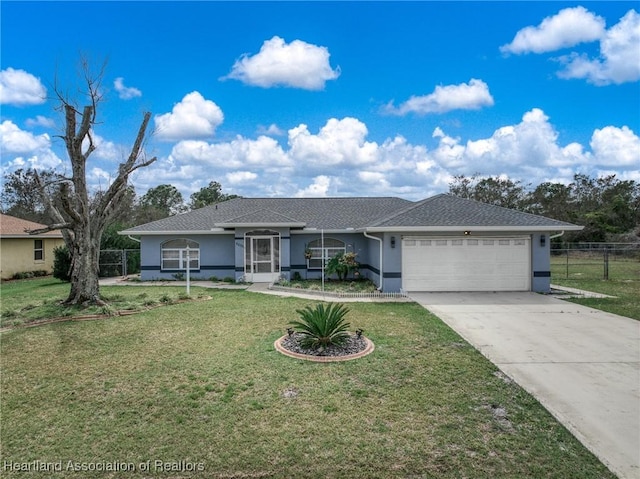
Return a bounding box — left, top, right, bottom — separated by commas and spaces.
603, 247, 609, 280
565, 249, 569, 279
122, 250, 127, 277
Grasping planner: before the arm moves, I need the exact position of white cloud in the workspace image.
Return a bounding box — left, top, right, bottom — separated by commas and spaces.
0, 120, 50, 153
25, 115, 56, 128
288, 117, 378, 169
590, 125, 640, 166
557, 9, 640, 85
114, 77, 142, 100
0, 121, 62, 172
83, 132, 122, 162
170, 135, 289, 170
226, 171, 258, 184
154, 91, 224, 141
384, 79, 494, 115
257, 123, 284, 136
0, 67, 47, 105
500, 6, 605, 54
223, 36, 340, 90
294, 175, 333, 197
138, 111, 638, 201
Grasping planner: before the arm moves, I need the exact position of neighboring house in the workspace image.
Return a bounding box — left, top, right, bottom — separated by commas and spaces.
120, 194, 582, 293
0, 214, 65, 279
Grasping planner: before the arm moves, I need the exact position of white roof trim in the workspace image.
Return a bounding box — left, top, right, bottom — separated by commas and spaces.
365, 225, 584, 233
214, 222, 306, 228
118, 229, 231, 236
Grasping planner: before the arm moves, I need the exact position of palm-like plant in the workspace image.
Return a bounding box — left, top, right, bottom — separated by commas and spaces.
289, 303, 351, 350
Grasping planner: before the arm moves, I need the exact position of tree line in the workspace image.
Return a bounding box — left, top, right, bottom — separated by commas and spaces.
4, 169, 638, 249
1, 170, 238, 249
448, 174, 639, 243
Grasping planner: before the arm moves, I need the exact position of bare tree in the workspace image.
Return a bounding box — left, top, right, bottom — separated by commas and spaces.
31, 62, 156, 305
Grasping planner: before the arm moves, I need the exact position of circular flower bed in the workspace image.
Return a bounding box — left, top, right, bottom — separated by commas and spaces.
274, 332, 375, 362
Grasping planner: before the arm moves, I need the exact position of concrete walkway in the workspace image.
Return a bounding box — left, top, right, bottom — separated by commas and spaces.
410, 291, 640, 479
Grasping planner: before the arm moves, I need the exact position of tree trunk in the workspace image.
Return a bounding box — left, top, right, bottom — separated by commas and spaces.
65, 224, 103, 306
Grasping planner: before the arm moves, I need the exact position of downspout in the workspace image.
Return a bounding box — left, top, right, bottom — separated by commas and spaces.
549, 231, 565, 240
363, 230, 383, 290
127, 235, 141, 243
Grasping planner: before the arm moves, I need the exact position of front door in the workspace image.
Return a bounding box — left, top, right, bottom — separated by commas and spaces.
245, 232, 280, 282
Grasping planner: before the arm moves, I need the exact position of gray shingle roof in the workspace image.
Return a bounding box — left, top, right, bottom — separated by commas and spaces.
122, 197, 412, 233
369, 194, 580, 229
121, 194, 581, 234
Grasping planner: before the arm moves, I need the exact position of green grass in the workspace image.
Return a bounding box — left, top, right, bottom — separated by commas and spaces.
1, 285, 615, 478
551, 257, 640, 320
0, 277, 210, 328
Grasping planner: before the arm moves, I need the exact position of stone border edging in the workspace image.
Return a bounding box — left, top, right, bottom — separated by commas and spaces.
274, 334, 375, 362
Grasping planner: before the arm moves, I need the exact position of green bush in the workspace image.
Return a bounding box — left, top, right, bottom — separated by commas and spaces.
325, 252, 359, 281
52, 246, 71, 282
289, 303, 351, 350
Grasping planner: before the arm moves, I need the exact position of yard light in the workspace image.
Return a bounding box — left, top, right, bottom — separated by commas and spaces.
287, 327, 294, 337
356, 328, 364, 338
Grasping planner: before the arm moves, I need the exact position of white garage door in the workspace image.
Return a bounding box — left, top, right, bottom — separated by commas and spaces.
402, 236, 531, 292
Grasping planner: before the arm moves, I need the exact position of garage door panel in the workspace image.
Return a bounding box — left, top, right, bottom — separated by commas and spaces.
402, 236, 531, 292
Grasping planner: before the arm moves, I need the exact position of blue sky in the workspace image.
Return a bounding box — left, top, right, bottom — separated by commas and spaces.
1, 1, 639, 201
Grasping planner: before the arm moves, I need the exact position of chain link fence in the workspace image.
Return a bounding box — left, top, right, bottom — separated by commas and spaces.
99, 249, 141, 278
550, 243, 639, 281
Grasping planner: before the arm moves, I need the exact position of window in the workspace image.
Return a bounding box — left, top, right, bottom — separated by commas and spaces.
34, 240, 44, 261
306, 238, 345, 269
161, 239, 200, 270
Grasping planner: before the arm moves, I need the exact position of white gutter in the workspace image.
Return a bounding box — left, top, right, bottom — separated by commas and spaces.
363, 231, 383, 290
127, 235, 141, 243
364, 225, 583, 233
549, 231, 565, 240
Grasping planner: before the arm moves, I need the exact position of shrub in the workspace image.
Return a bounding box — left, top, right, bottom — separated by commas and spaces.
222, 276, 235, 283
289, 303, 351, 350
53, 246, 71, 282
325, 252, 359, 281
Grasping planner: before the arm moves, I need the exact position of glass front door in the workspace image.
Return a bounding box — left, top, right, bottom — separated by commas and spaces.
245, 232, 280, 282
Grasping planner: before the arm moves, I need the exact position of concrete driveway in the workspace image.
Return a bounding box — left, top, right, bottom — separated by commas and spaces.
410, 291, 640, 479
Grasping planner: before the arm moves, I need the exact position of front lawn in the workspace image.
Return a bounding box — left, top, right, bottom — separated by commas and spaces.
1, 286, 614, 478
0, 277, 210, 328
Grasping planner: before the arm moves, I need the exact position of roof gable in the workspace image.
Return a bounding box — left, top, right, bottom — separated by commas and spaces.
214, 209, 306, 227
368, 194, 581, 230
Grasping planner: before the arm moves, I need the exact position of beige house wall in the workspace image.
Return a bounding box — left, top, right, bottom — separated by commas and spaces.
0, 237, 66, 279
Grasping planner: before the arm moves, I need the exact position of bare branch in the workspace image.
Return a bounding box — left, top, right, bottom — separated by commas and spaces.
26, 223, 71, 235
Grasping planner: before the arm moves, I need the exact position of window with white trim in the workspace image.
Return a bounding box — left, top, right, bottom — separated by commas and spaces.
34, 239, 44, 261
306, 238, 345, 269
161, 239, 200, 270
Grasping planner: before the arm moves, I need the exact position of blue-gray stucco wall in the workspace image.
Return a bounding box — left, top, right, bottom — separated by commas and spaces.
140, 234, 236, 281
138, 230, 552, 292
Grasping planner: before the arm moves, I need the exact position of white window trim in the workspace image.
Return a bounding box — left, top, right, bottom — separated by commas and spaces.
161, 240, 200, 271
307, 238, 346, 270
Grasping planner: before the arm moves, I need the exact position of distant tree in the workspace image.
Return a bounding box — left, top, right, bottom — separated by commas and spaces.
528, 182, 574, 221
31, 59, 156, 305
1, 168, 59, 223
188, 181, 239, 209
451, 173, 639, 243
449, 174, 530, 210
569, 174, 639, 242
138, 184, 185, 221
